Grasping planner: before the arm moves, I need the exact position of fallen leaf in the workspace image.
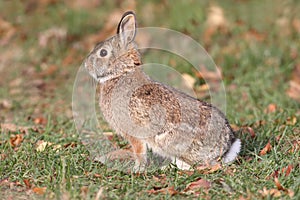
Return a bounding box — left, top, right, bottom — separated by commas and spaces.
177, 170, 194, 176
0, 178, 9, 185
196, 163, 222, 174
204, 5, 228, 44
292, 18, 300, 33
276, 15, 291, 37
38, 27, 67, 48
289, 140, 300, 153
93, 173, 102, 178
287, 64, 300, 102
34, 116, 48, 125
9, 134, 24, 147
39, 64, 58, 77
0, 16, 16, 45
152, 174, 167, 183
265, 103, 277, 113
36, 140, 52, 152
80, 186, 88, 198
0, 153, 7, 160
0, 99, 12, 109
282, 165, 293, 177
63, 142, 77, 148
197, 84, 209, 92
243, 28, 266, 42
274, 177, 287, 192
230, 124, 240, 132
95, 187, 104, 200
182, 73, 196, 89
259, 187, 281, 197
32, 187, 47, 195
242, 127, 256, 138
267, 164, 294, 180
286, 116, 297, 125
184, 178, 211, 192
23, 179, 31, 189
9, 77, 22, 87
147, 186, 178, 196
259, 141, 272, 156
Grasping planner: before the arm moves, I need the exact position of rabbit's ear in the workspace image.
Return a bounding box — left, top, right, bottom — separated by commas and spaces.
117, 11, 136, 46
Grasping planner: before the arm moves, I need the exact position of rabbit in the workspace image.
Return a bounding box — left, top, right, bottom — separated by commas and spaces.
83, 11, 241, 172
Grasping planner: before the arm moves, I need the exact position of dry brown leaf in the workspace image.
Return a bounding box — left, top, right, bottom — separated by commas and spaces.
80, 186, 88, 198
282, 165, 293, 177
204, 5, 228, 44
39, 65, 58, 77
274, 177, 285, 191
34, 116, 48, 125
265, 103, 277, 113
32, 187, 47, 195
177, 170, 194, 176
289, 140, 300, 153
287, 81, 300, 102
268, 165, 294, 180
286, 116, 297, 125
292, 18, 300, 33
230, 124, 240, 132
93, 173, 102, 178
0, 99, 12, 109
273, 177, 295, 198
36, 140, 52, 152
152, 174, 167, 183
95, 187, 104, 200
38, 27, 67, 48
243, 29, 266, 42
147, 186, 178, 196
9, 134, 24, 147
182, 73, 196, 89
9, 77, 22, 87
196, 163, 222, 174
184, 178, 211, 192
242, 127, 256, 138
23, 179, 31, 189
287, 64, 300, 102
276, 14, 291, 37
197, 84, 210, 92
259, 187, 281, 197
259, 141, 272, 156
0, 17, 16, 45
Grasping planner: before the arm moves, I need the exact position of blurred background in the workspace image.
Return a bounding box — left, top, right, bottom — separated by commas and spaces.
0, 0, 299, 125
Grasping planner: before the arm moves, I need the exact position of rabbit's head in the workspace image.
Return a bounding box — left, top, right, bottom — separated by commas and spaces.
84, 11, 141, 83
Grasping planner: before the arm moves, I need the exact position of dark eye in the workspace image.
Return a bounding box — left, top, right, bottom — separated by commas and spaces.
100, 49, 108, 57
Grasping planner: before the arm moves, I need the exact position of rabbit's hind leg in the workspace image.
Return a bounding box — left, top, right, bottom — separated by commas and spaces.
125, 135, 147, 172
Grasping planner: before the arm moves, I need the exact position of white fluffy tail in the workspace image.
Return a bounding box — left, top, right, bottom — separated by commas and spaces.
222, 139, 241, 163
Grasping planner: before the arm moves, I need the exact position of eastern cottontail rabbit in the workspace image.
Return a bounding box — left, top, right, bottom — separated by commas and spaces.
84, 11, 241, 171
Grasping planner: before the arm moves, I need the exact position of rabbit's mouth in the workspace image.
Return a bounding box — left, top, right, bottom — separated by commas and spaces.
96, 73, 116, 84
96, 74, 105, 79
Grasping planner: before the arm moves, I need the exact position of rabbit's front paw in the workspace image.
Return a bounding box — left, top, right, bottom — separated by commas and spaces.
172, 158, 192, 170
132, 161, 147, 173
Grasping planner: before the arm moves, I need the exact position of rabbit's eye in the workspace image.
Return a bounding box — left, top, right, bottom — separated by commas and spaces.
99, 49, 108, 57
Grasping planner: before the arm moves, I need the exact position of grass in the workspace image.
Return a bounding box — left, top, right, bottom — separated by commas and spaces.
1, 0, 300, 199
